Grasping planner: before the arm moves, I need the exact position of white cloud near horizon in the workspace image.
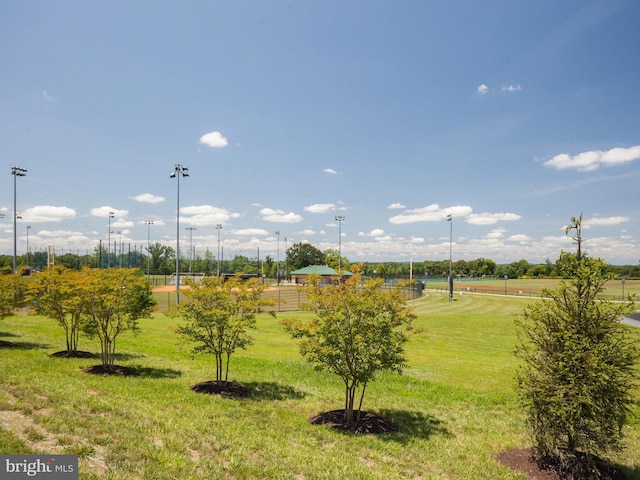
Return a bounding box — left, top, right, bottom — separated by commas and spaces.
304, 203, 335, 213
199, 131, 228, 148
181, 205, 240, 226
90, 206, 129, 218
20, 206, 76, 223
131, 193, 165, 204
388, 204, 473, 224
358, 228, 385, 237
260, 208, 303, 223
466, 212, 521, 225
583, 216, 629, 228
323, 168, 338, 175
543, 145, 640, 171
231, 228, 268, 236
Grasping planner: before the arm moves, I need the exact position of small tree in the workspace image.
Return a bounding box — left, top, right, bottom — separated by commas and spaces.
174, 275, 275, 383
29, 266, 86, 353
515, 215, 638, 476
282, 266, 415, 424
82, 268, 155, 369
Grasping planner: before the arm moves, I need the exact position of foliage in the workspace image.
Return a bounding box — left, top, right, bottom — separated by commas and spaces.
322, 248, 350, 271
286, 242, 325, 271
174, 275, 275, 382
0, 274, 25, 319
515, 215, 639, 475
81, 268, 155, 368
281, 266, 416, 424
28, 266, 86, 352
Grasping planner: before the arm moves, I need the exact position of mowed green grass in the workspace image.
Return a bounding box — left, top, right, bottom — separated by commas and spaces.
1, 291, 639, 479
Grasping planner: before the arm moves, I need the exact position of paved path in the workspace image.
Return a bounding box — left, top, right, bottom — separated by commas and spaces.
621, 313, 640, 328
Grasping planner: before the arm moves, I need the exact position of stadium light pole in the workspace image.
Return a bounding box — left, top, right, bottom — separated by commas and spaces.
145, 220, 154, 281
275, 231, 280, 284
26, 225, 31, 270
11, 166, 27, 274
216, 224, 222, 276
107, 211, 114, 268
447, 214, 453, 302
170, 164, 189, 305
334, 215, 345, 271
186, 227, 196, 273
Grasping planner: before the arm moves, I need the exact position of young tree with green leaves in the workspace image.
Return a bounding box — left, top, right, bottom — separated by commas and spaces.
29, 266, 87, 353
286, 242, 325, 270
82, 268, 155, 369
174, 275, 275, 384
282, 266, 416, 425
515, 215, 638, 477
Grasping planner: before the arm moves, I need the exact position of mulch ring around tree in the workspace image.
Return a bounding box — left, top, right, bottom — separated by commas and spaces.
81, 365, 140, 376
309, 409, 399, 434
51, 350, 95, 358
498, 448, 630, 480
191, 380, 250, 398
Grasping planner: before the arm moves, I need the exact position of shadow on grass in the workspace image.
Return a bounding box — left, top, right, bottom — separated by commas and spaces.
618, 464, 640, 480
244, 381, 307, 401
0, 331, 20, 338
377, 409, 452, 443
126, 365, 182, 379
0, 340, 51, 350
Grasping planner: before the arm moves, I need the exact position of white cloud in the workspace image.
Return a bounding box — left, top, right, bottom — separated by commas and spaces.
42, 90, 56, 101
388, 204, 472, 224
507, 234, 532, 243
131, 193, 165, 204
323, 168, 338, 175
90, 206, 129, 218
199, 131, 228, 148
387, 203, 406, 210
260, 208, 303, 223
231, 228, 268, 236
20, 206, 76, 223
487, 227, 507, 239
466, 212, 521, 225
304, 203, 335, 213
181, 205, 240, 226
296, 229, 316, 235
501, 84, 522, 92
583, 216, 629, 228
477, 84, 489, 95
543, 145, 640, 171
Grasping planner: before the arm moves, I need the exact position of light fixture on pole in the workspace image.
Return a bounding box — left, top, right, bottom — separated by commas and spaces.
447, 214, 453, 302
145, 220, 154, 280
216, 224, 222, 276
334, 215, 345, 271
11, 165, 27, 274
275, 231, 280, 284
170, 164, 189, 305
186, 227, 197, 273
107, 211, 114, 268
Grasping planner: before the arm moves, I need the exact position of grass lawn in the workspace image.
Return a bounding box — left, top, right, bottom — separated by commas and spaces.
1, 291, 639, 479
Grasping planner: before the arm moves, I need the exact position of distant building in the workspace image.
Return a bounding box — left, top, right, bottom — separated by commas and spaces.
289, 265, 353, 285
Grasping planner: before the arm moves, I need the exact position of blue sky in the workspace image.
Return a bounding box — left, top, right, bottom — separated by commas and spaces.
1, 0, 639, 265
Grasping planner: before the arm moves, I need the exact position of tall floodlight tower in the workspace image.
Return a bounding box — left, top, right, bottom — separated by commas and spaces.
447, 214, 453, 302
170, 164, 189, 305
11, 166, 27, 274
334, 215, 345, 270
216, 224, 222, 276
